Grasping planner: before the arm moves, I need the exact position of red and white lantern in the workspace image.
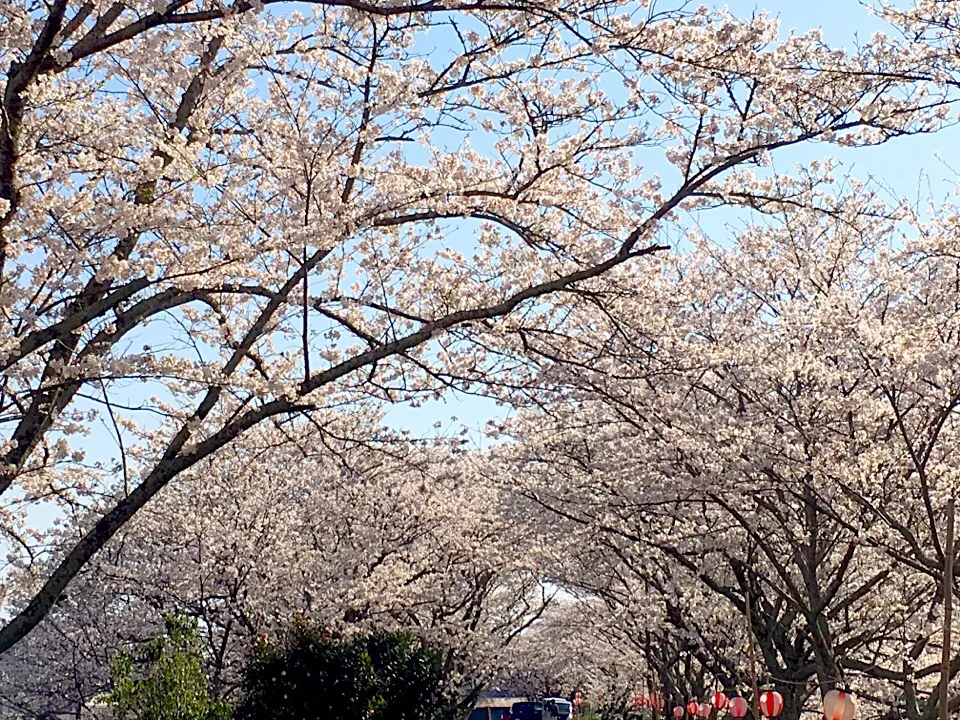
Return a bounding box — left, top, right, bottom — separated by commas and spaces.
659, 698, 666, 711
759, 692, 784, 718
573, 693, 584, 708
823, 690, 857, 720
727, 698, 749, 719
687, 701, 699, 717
633, 695, 643, 709
698, 704, 712, 718
673, 707, 685, 719
713, 693, 728, 711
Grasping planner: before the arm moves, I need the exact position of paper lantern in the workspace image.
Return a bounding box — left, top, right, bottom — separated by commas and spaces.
823, 690, 857, 720
687, 701, 699, 717
713, 693, 728, 711
698, 704, 713, 718
633, 696, 644, 709
728, 698, 749, 719
759, 692, 784, 718
673, 707, 684, 719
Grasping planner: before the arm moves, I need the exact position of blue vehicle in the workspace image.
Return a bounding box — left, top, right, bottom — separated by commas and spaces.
509, 698, 572, 720
511, 702, 544, 720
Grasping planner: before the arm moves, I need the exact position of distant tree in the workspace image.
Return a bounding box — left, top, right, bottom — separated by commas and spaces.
107, 615, 231, 720
235, 620, 457, 720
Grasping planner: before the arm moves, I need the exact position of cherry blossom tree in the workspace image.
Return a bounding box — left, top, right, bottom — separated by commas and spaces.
496, 174, 960, 720
1, 0, 955, 657
0, 414, 553, 715
496, 598, 647, 703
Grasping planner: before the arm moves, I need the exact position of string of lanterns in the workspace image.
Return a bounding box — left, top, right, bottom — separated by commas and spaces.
632, 694, 665, 711
579, 685, 858, 720
671, 691, 783, 720
661, 688, 857, 720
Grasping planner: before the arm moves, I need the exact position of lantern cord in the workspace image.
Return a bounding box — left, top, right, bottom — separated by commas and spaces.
760, 676, 884, 691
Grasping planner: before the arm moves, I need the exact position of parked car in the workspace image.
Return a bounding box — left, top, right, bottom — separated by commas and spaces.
511, 701, 545, 720
471, 699, 524, 720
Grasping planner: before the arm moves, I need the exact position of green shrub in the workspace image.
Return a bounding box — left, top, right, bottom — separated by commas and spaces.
107, 614, 231, 720
235, 620, 456, 720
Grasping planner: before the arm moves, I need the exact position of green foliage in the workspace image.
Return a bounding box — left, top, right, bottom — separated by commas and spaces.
235, 619, 457, 720
106, 615, 231, 720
